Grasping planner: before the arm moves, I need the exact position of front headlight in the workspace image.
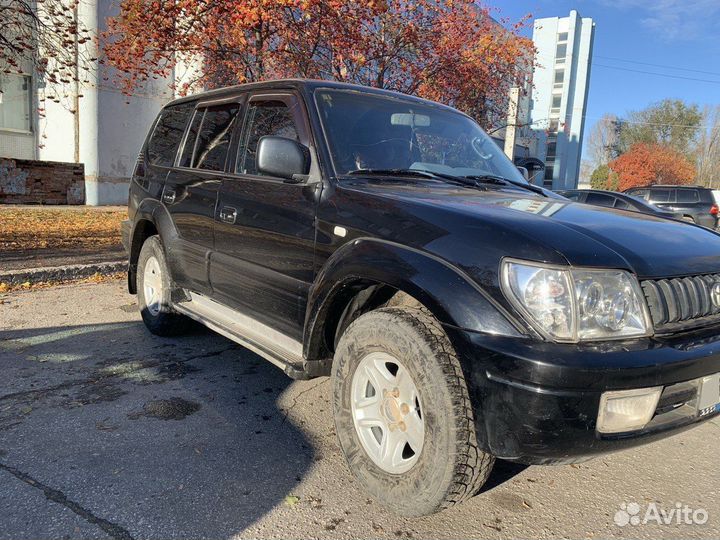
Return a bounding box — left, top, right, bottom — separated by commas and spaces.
501, 259, 652, 342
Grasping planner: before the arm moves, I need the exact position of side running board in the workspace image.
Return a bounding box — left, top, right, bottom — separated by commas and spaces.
173, 292, 309, 379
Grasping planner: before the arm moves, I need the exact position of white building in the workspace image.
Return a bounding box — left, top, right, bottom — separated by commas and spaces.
530, 10, 595, 190
0, 0, 172, 205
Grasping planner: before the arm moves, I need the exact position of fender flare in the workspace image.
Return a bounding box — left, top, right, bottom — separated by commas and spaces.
127, 199, 179, 292
303, 238, 526, 360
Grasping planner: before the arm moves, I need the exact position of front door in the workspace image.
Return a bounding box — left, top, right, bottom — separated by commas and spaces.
163, 98, 243, 294
211, 92, 321, 341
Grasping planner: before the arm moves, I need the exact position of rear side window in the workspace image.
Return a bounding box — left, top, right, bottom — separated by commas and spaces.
649, 189, 673, 203
585, 192, 616, 207
178, 103, 241, 171
146, 103, 194, 166
677, 189, 699, 203
179, 110, 203, 168
193, 104, 241, 171
614, 199, 631, 210
237, 100, 300, 175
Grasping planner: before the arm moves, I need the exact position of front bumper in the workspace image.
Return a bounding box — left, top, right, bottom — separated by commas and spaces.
449, 326, 720, 465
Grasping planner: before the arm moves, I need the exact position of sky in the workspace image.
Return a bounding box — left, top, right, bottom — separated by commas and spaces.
491, 0, 720, 144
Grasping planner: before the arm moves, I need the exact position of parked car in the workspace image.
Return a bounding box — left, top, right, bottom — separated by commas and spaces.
122, 80, 720, 517
712, 189, 720, 207
625, 185, 718, 228
556, 189, 681, 219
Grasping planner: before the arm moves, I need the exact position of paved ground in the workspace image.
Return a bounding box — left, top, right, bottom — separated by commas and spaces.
1, 280, 719, 539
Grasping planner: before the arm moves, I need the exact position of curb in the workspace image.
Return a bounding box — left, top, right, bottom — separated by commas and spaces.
0, 261, 126, 286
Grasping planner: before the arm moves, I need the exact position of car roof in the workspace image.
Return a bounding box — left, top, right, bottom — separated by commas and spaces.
630, 185, 707, 190
163, 78, 466, 116
561, 189, 618, 195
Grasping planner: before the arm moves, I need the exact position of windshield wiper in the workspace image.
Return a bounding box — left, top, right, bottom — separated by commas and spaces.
347, 168, 482, 189
346, 168, 545, 196
462, 174, 546, 196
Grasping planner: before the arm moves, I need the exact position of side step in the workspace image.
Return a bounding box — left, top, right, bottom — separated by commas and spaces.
173, 292, 309, 379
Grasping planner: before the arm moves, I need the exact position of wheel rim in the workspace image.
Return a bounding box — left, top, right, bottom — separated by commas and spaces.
143, 255, 163, 317
351, 352, 425, 474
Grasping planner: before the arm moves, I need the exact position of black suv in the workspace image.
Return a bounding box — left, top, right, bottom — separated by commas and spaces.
122, 80, 720, 517
625, 185, 718, 228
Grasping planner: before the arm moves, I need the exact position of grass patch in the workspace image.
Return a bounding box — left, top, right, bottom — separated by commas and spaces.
0, 207, 126, 252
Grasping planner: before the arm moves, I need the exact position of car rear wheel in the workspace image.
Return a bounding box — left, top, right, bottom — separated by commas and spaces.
332, 306, 494, 516
136, 235, 190, 336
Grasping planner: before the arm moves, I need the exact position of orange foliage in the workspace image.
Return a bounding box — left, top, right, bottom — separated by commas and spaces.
101, 0, 534, 126
609, 143, 696, 192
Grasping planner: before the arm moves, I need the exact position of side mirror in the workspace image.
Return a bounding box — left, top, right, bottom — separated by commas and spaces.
517, 166, 529, 180
256, 136, 310, 182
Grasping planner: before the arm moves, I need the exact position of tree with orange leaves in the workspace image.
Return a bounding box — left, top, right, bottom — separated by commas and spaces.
609, 143, 696, 191
101, 0, 534, 127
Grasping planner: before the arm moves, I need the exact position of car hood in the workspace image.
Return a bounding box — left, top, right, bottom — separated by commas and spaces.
339, 180, 720, 279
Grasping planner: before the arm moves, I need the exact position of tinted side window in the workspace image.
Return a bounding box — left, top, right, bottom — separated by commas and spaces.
585, 193, 616, 207
677, 189, 699, 203
193, 104, 241, 171
146, 103, 194, 166
561, 192, 581, 201
238, 100, 300, 175
614, 199, 631, 210
649, 189, 673, 203
631, 189, 649, 200
179, 110, 203, 168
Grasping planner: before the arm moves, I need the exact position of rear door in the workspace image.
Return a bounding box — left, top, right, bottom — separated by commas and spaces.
133, 102, 196, 209
162, 97, 243, 294
647, 187, 675, 211
210, 92, 320, 340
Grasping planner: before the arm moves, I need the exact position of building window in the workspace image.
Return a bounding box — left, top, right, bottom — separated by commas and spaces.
0, 74, 32, 132
548, 120, 559, 133
554, 69, 565, 85
556, 43, 567, 60
546, 141, 557, 159
544, 160, 555, 181
550, 95, 562, 115
558, 32, 568, 42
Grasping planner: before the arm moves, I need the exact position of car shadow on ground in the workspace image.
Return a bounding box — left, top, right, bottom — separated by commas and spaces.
0, 321, 316, 538
0, 319, 532, 538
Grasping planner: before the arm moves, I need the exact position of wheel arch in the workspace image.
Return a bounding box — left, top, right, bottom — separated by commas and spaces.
127, 199, 178, 293
303, 238, 525, 362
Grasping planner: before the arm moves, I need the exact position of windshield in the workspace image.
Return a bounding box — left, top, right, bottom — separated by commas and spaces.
315, 89, 528, 184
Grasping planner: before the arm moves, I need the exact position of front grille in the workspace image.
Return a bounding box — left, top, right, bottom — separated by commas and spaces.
641, 274, 720, 330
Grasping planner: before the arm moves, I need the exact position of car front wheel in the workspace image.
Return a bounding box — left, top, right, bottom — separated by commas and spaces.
332, 306, 494, 516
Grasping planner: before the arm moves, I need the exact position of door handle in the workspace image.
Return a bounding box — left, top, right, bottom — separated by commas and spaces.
162, 187, 177, 205
219, 206, 237, 224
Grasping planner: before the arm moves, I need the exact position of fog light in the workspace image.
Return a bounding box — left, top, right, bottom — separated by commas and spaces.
596, 387, 663, 434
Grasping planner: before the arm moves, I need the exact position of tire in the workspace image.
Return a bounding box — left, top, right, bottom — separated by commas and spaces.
332, 306, 494, 516
136, 235, 191, 336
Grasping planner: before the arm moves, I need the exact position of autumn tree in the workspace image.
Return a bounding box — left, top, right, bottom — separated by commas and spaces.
101, 0, 534, 127
0, 0, 94, 98
619, 99, 703, 158
609, 143, 696, 192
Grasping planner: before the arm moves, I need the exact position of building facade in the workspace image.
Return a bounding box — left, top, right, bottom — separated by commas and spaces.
0, 0, 172, 205
530, 11, 595, 190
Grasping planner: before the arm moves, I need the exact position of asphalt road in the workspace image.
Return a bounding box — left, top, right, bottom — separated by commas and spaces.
1, 280, 719, 539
